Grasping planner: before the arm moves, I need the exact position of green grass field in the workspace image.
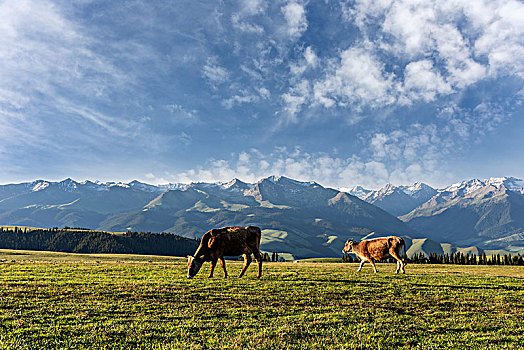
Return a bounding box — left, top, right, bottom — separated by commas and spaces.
0, 249, 523, 349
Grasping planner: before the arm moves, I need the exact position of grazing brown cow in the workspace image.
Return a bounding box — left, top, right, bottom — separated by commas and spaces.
342, 236, 406, 274
187, 226, 262, 279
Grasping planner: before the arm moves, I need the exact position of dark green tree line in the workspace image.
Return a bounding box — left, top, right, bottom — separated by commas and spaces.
0, 227, 198, 256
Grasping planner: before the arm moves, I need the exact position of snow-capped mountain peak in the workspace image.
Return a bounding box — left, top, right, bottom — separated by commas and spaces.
347, 185, 371, 198
58, 178, 79, 192
485, 177, 524, 192
401, 182, 437, 199
441, 179, 485, 196
32, 180, 50, 192
221, 178, 251, 192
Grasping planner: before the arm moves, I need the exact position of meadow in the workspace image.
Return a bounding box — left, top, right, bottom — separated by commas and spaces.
0, 249, 523, 349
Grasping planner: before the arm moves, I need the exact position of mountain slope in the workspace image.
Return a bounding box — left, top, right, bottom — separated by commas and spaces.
400, 178, 524, 251
349, 182, 437, 216
100, 176, 417, 258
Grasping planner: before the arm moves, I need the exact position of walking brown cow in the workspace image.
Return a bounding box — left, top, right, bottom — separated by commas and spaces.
187, 226, 263, 279
342, 236, 406, 273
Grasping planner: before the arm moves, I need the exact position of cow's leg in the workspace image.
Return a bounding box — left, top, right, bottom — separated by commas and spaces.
356, 259, 366, 272
390, 251, 405, 274
208, 259, 217, 278
219, 257, 228, 278
253, 250, 262, 279
238, 253, 252, 278
369, 259, 378, 273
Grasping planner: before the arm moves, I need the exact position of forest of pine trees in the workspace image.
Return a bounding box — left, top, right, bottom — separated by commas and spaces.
343, 251, 524, 265
0, 227, 198, 257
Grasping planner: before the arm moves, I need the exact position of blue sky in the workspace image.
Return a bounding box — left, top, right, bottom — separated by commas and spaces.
1, 0, 523, 189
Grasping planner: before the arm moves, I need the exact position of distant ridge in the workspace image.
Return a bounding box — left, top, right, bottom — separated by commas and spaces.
0, 176, 415, 258
1, 176, 523, 256
349, 177, 524, 254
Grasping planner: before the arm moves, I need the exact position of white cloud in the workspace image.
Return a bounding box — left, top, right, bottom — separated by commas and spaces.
231, 13, 265, 34
161, 140, 452, 190
304, 46, 318, 68
258, 87, 270, 99
165, 104, 199, 125
198, 0, 522, 127
202, 57, 230, 85
238, 0, 267, 16
350, 0, 524, 83
472, 0, 524, 77
278, 0, 524, 122
432, 24, 487, 88
222, 93, 259, 109
281, 79, 310, 122
281, 2, 308, 38
0, 0, 143, 156
222, 87, 269, 109
289, 46, 318, 77
313, 46, 396, 109
402, 60, 452, 103
380, 0, 437, 58
0, 0, 128, 104
0, 0, 194, 149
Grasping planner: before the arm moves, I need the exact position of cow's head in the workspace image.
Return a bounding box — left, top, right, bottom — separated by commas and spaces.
342, 238, 355, 254
187, 255, 204, 278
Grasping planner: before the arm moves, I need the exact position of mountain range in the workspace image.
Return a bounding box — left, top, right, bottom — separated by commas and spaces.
1, 176, 523, 257
348, 177, 524, 254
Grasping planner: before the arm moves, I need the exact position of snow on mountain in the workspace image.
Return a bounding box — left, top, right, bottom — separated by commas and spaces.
158, 183, 189, 191
440, 179, 485, 197
106, 182, 131, 189
485, 177, 524, 192
347, 185, 371, 198
347, 182, 437, 201
58, 178, 79, 192
365, 183, 398, 200
32, 181, 50, 192
402, 182, 437, 200
126, 180, 166, 193
220, 178, 252, 192
266, 175, 317, 187
436, 177, 524, 200
345, 182, 437, 217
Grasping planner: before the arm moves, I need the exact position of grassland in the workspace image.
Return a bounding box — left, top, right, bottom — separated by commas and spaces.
0, 249, 523, 349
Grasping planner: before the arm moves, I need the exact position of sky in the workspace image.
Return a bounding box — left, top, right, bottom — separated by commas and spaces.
1, 0, 524, 190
